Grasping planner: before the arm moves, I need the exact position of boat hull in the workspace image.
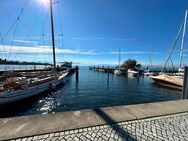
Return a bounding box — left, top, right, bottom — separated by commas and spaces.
150, 74, 183, 91
0, 73, 67, 105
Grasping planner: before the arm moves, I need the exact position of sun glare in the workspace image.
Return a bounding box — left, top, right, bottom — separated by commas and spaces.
40, 0, 49, 6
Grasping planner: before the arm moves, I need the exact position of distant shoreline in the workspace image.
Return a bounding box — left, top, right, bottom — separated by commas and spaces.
0, 58, 51, 66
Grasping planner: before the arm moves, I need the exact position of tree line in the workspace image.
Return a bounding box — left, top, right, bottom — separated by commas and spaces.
0, 58, 50, 65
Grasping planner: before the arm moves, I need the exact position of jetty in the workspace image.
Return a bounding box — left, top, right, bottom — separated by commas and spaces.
0, 100, 188, 141
89, 66, 115, 73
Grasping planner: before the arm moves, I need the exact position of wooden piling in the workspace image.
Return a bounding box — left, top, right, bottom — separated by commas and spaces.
182, 66, 188, 99
75, 66, 79, 82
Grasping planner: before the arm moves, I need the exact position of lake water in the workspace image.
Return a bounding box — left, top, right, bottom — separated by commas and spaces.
0, 66, 181, 117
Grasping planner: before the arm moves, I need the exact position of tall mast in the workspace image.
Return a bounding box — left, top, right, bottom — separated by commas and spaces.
148, 51, 152, 67
50, 0, 56, 72
179, 9, 188, 69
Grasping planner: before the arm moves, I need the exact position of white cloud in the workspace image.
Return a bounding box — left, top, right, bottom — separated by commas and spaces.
72, 37, 134, 41
13, 39, 38, 46
0, 45, 101, 55
110, 51, 160, 54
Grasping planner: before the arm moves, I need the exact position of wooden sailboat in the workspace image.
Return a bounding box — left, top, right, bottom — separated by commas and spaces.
0, 0, 68, 105
150, 10, 187, 90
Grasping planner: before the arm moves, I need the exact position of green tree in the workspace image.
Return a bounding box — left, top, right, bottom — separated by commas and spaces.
121, 59, 141, 69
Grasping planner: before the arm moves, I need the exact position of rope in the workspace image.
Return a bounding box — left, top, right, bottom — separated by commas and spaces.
7, 20, 19, 60
11, 13, 42, 60
161, 21, 184, 72
0, 32, 7, 59
2, 0, 28, 40
33, 3, 50, 63
57, 1, 64, 61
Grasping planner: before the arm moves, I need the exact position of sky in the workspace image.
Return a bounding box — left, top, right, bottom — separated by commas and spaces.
0, 0, 188, 66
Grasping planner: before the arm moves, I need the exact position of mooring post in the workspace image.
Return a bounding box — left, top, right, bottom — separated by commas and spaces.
75, 66, 79, 82
182, 66, 188, 99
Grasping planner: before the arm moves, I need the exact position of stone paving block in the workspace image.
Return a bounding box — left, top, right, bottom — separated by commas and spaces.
5, 112, 188, 141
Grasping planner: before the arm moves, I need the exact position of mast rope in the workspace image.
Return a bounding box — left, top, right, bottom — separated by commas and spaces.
0, 32, 7, 59
7, 21, 19, 61
33, 3, 49, 63
2, 0, 28, 40
11, 13, 42, 61
161, 21, 184, 72
57, 1, 64, 61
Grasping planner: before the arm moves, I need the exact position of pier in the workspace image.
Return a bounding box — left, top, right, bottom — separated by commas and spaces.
1, 100, 188, 140
89, 66, 180, 75
89, 66, 115, 73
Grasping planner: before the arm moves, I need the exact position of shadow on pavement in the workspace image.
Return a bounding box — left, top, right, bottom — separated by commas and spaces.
94, 108, 136, 140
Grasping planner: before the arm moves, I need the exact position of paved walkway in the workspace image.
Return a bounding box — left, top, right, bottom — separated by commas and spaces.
10, 112, 188, 141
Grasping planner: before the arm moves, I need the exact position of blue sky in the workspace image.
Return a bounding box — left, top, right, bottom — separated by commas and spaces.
0, 0, 188, 66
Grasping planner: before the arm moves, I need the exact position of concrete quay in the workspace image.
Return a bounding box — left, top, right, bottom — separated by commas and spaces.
0, 100, 188, 140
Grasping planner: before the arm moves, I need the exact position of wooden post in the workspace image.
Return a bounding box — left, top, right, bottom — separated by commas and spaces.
182, 66, 188, 99
75, 66, 79, 82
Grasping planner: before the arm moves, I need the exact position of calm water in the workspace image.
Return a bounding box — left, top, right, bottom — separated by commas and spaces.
0, 66, 181, 117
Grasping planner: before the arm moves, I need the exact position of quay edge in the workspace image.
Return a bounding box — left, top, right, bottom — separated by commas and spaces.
0, 99, 188, 140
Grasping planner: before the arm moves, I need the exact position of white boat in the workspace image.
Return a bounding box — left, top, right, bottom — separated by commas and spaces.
144, 69, 154, 76
57, 61, 72, 71
127, 69, 138, 76
114, 69, 123, 75
150, 74, 183, 90
0, 72, 68, 105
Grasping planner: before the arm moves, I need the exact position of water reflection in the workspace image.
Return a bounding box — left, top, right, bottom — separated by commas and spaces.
0, 67, 181, 117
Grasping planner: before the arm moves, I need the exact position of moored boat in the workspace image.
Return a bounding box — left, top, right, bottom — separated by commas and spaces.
0, 72, 68, 105
0, 0, 69, 105
150, 10, 187, 90
127, 69, 138, 76
150, 74, 183, 90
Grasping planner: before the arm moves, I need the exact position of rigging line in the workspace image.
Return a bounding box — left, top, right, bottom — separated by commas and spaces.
11, 13, 42, 60
7, 20, 19, 61
0, 32, 7, 59
2, 0, 28, 40
57, 1, 64, 61
161, 21, 184, 72
42, 6, 49, 62
33, 34, 44, 62
2, 20, 17, 41
169, 57, 175, 73
34, 4, 48, 63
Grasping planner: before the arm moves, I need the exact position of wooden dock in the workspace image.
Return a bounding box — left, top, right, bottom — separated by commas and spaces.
89, 66, 115, 73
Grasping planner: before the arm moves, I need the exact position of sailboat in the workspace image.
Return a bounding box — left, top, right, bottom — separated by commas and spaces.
144, 52, 155, 76
0, 0, 68, 105
150, 10, 187, 90
114, 47, 124, 75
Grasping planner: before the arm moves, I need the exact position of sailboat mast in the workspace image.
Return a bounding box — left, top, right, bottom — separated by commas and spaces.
148, 51, 152, 67
179, 9, 188, 69
50, 0, 56, 72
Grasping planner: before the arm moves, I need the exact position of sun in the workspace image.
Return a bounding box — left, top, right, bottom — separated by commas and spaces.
40, 0, 49, 6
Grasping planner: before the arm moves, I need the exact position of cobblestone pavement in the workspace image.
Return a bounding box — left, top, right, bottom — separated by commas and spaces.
11, 112, 188, 141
